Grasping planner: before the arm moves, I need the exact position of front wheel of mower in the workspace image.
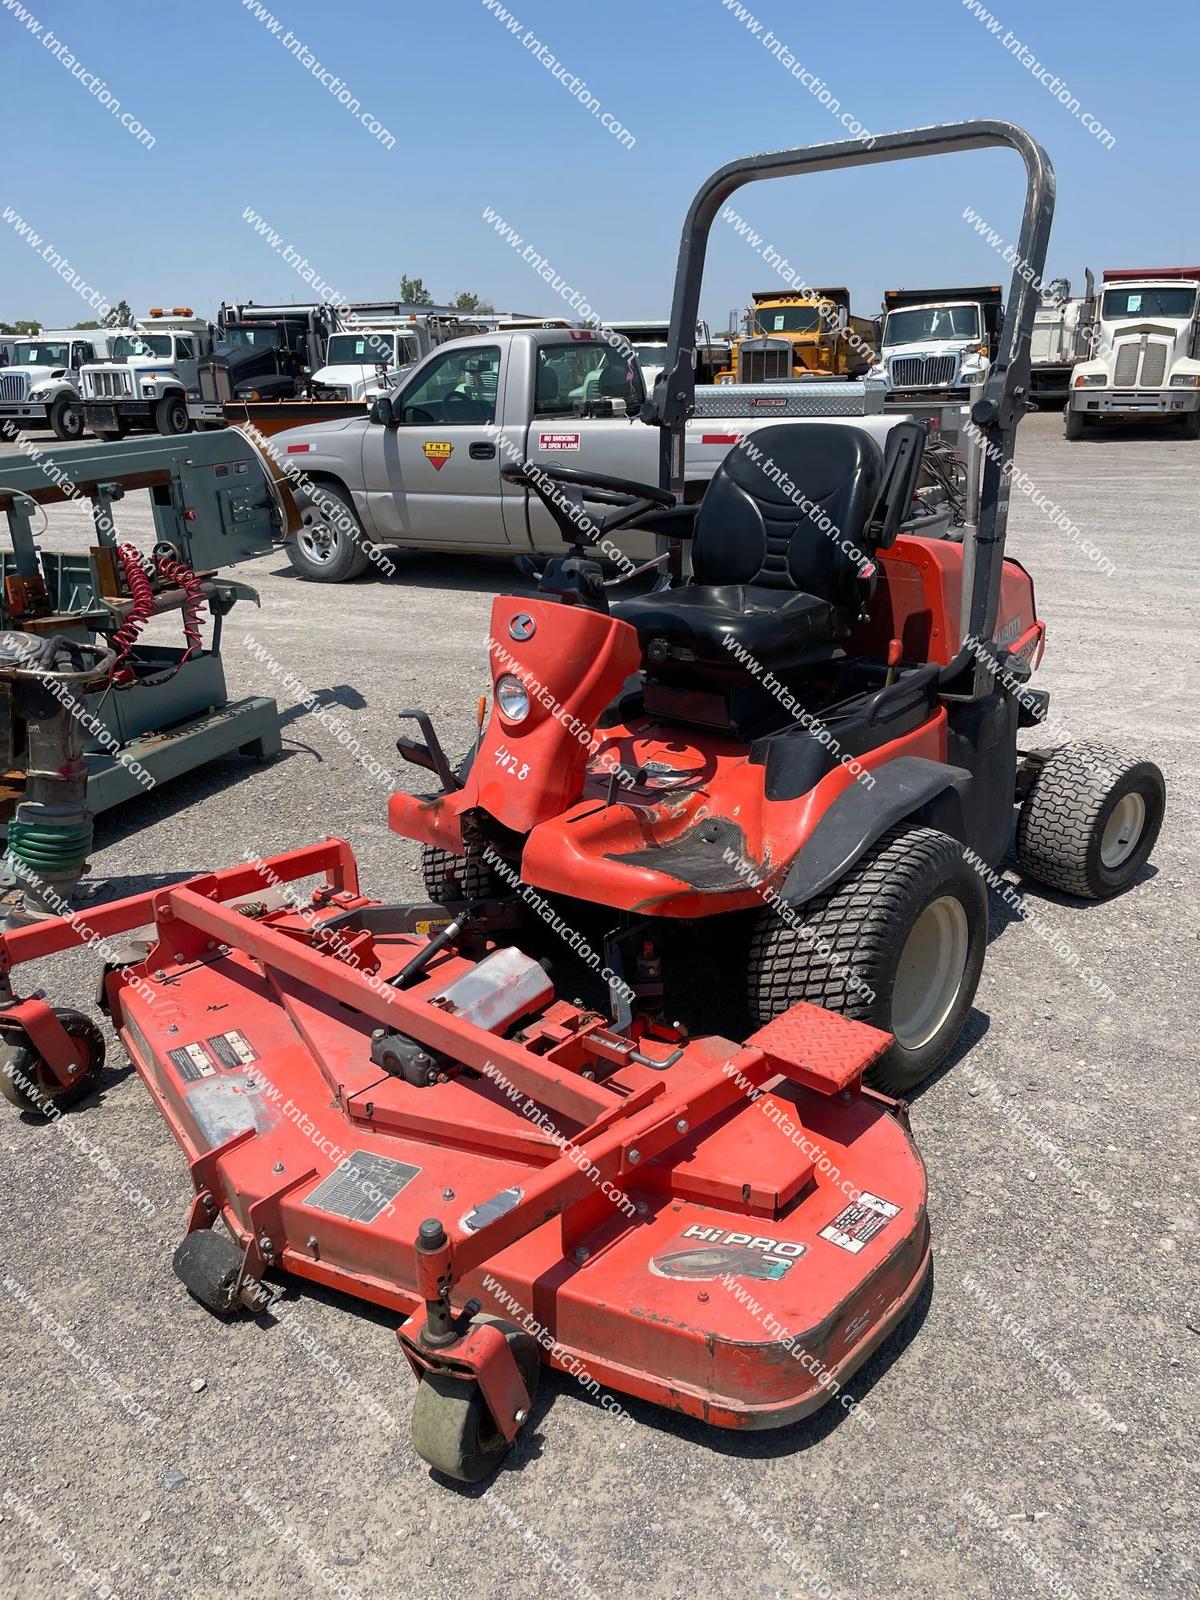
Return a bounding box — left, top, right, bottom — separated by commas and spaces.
1015, 743, 1165, 899
748, 827, 988, 1095
410, 1316, 539, 1482
0, 1009, 105, 1116
421, 843, 501, 903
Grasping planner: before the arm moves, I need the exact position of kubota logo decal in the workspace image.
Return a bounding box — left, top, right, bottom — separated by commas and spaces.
423, 440, 453, 470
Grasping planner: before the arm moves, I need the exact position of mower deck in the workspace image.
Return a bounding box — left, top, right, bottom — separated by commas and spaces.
0, 840, 928, 1440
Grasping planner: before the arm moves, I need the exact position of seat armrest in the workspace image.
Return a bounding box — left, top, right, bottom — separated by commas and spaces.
623, 504, 698, 540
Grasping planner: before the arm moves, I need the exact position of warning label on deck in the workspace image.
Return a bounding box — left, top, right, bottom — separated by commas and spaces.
304, 1152, 420, 1226
167, 1030, 259, 1082
819, 1192, 901, 1255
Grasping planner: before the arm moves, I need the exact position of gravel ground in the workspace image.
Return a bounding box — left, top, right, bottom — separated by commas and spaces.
0, 411, 1195, 1600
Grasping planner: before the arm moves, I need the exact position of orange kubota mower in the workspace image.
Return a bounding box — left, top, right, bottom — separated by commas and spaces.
0, 123, 1164, 1481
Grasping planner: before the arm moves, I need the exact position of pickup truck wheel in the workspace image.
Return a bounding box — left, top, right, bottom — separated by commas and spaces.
154, 395, 190, 435
288, 483, 373, 582
50, 395, 85, 440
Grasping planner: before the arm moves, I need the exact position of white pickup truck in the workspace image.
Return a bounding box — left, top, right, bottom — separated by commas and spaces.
267, 326, 943, 581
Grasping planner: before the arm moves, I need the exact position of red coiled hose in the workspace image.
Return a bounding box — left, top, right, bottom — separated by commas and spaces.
155, 553, 207, 662
110, 543, 155, 681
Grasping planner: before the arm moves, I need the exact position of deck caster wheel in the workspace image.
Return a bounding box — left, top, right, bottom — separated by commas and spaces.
172, 1231, 258, 1319
1016, 743, 1165, 899
0, 1008, 105, 1116
410, 1316, 539, 1483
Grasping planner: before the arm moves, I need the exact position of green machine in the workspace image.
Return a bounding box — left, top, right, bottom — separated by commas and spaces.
0, 428, 300, 919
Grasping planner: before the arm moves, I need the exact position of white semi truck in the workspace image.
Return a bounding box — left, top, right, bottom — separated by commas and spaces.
0, 329, 129, 440
1065, 266, 1200, 439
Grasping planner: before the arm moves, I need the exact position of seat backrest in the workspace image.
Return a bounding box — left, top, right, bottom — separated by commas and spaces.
692, 423, 883, 607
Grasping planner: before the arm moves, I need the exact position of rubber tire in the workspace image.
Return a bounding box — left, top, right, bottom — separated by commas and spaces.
154, 394, 190, 435
1063, 408, 1090, 441
286, 482, 373, 583
0, 1009, 105, 1116
50, 395, 85, 441
421, 843, 502, 903
1015, 742, 1165, 900
748, 827, 988, 1095
92, 425, 128, 442
1181, 410, 1200, 440
410, 1316, 539, 1482
172, 1230, 247, 1318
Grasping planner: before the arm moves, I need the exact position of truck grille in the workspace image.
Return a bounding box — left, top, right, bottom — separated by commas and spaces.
739, 345, 792, 383
87, 368, 132, 398
1113, 344, 1139, 385
889, 354, 958, 388
199, 365, 232, 405
1140, 342, 1168, 386
1112, 340, 1171, 388
0, 373, 29, 402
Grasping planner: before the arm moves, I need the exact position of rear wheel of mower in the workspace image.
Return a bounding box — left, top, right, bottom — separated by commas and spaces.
421, 843, 501, 902
1015, 743, 1165, 899
0, 1009, 105, 1116
748, 827, 988, 1095
410, 1315, 539, 1482
172, 1230, 255, 1318
286, 482, 373, 583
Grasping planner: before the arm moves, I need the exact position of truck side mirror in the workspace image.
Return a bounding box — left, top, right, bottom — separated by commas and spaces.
369, 394, 398, 427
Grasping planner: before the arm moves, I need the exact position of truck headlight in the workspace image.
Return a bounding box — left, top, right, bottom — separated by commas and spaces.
495, 675, 530, 724
143, 384, 156, 396
1074, 374, 1106, 388
1169, 374, 1200, 388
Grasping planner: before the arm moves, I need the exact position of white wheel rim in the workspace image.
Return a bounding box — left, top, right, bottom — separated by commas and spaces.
1100, 791, 1146, 869
891, 895, 970, 1052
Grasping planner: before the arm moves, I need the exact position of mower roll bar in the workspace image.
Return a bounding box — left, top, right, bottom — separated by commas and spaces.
648, 119, 1055, 696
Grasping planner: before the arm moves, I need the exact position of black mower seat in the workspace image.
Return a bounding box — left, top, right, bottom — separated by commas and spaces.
614, 423, 883, 671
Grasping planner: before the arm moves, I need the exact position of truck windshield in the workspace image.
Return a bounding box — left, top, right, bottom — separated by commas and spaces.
326, 333, 394, 365
220, 326, 284, 348
16, 342, 70, 366
1101, 287, 1196, 319
634, 342, 668, 367
884, 306, 980, 345
754, 308, 822, 334
111, 334, 173, 360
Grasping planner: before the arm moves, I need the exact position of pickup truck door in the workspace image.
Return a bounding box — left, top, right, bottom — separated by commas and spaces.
519, 341, 660, 560
359, 342, 510, 546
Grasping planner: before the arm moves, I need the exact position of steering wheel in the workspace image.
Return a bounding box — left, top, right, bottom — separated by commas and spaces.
500, 461, 674, 548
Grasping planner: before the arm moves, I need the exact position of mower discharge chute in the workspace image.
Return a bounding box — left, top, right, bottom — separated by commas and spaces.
0, 122, 1165, 1482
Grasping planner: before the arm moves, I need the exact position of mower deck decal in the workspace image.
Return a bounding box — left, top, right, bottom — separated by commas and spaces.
819, 1192, 901, 1255
650, 1224, 806, 1281
205, 1029, 258, 1069
304, 1153, 420, 1225
422, 440, 453, 470
168, 1042, 217, 1083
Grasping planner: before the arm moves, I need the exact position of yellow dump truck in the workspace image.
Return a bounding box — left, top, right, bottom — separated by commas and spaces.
723, 288, 876, 382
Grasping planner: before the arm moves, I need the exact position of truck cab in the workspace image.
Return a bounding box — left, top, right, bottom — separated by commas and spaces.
197, 302, 335, 418
79, 309, 215, 438
311, 316, 470, 403
0, 331, 122, 441
726, 291, 875, 383
870, 286, 1003, 400
1066, 267, 1200, 438
602, 320, 730, 390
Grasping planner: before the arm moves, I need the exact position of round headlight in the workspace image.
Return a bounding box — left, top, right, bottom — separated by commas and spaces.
495, 674, 530, 723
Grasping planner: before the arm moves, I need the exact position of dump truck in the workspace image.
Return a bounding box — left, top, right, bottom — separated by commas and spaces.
1065, 266, 1200, 438
724, 290, 875, 384
1028, 273, 1094, 405
870, 285, 1003, 399
194, 301, 337, 421
310, 314, 472, 402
